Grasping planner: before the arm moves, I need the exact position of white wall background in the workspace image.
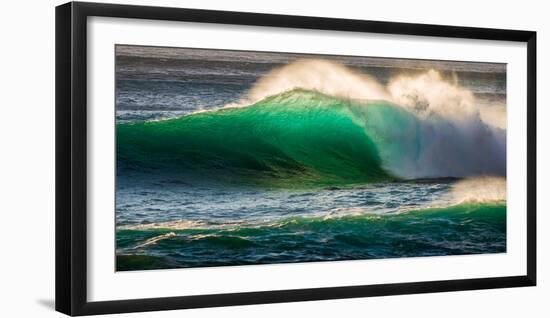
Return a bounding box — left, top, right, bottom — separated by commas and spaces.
0, 0, 547, 316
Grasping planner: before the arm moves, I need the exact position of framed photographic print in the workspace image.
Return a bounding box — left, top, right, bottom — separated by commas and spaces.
55, 1, 536, 316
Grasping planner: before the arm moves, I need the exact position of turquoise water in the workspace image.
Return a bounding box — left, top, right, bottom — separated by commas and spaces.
117, 90, 391, 187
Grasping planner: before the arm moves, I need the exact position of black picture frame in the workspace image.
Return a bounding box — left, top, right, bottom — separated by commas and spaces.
55, 1, 537, 316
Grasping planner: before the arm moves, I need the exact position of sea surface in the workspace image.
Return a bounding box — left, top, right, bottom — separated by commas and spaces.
115, 45, 507, 271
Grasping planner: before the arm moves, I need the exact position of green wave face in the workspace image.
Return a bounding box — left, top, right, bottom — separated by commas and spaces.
116, 203, 506, 270
117, 90, 398, 186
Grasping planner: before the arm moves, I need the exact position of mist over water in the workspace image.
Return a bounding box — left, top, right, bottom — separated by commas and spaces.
115, 45, 507, 270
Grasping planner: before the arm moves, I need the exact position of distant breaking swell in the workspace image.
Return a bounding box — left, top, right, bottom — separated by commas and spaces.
117, 89, 506, 186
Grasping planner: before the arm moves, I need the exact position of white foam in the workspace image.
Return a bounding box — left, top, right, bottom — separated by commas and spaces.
119, 220, 207, 231
388, 69, 477, 121
133, 232, 177, 249
451, 176, 507, 204
245, 59, 389, 104
232, 59, 506, 129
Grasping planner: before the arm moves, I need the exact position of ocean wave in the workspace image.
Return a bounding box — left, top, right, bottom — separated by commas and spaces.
117, 88, 505, 184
